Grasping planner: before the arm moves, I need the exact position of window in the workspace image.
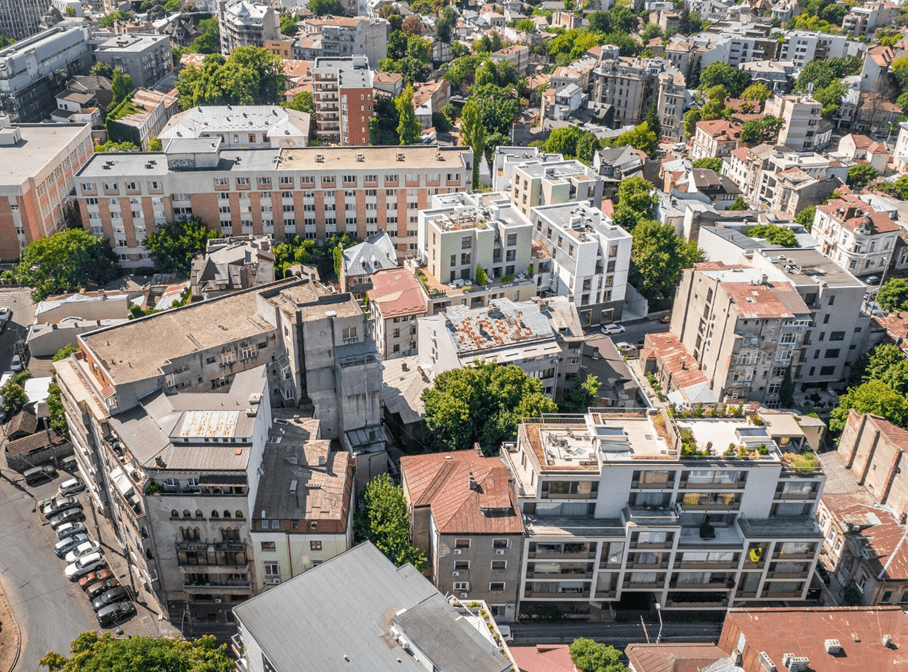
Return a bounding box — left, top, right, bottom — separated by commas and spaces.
830, 331, 845, 341
454, 561, 470, 571
455, 539, 470, 549
491, 560, 507, 571
263, 561, 280, 576
219, 351, 237, 366
236, 177, 250, 186
489, 582, 505, 591
453, 582, 470, 591
310, 541, 322, 551
261, 542, 276, 552
342, 326, 358, 339
825, 349, 840, 359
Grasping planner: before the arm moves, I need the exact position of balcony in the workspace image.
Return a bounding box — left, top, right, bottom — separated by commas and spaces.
631, 480, 675, 489
623, 581, 664, 590
183, 580, 253, 592
624, 505, 681, 525
524, 590, 591, 599
529, 550, 598, 560
526, 570, 594, 579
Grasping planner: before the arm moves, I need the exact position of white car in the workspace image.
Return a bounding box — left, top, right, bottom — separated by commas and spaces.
10, 354, 21, 372
65, 552, 105, 581
59, 478, 86, 497
601, 324, 626, 336
65, 541, 102, 564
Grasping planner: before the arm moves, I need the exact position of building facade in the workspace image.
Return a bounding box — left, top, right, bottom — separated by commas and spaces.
812, 192, 900, 278
217, 0, 280, 55
93, 34, 173, 89
312, 56, 374, 146
0, 0, 47, 41
367, 268, 427, 359
764, 94, 824, 152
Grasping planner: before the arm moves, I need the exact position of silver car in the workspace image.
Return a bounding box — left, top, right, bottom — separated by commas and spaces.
53, 533, 89, 558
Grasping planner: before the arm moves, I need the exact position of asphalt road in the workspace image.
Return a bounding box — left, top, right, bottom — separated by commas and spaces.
585, 317, 671, 348
510, 619, 723, 646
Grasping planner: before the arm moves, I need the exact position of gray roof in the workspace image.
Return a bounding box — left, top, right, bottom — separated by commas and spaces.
94, 34, 169, 54
343, 232, 398, 277
0, 123, 90, 189
160, 106, 310, 141
233, 542, 509, 672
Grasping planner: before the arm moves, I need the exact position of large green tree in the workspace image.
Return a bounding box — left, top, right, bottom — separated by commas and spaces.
847, 164, 878, 190
795, 205, 816, 231
282, 90, 313, 112
740, 82, 771, 103
353, 474, 426, 568
307, 0, 344, 14
144, 219, 222, 277
564, 374, 601, 413
175, 48, 285, 108
878, 278, 908, 313
460, 98, 488, 189
40, 633, 233, 672
611, 121, 657, 155
421, 363, 557, 454
15, 229, 123, 302
611, 176, 656, 232
691, 157, 723, 172
740, 115, 783, 146
110, 68, 134, 105
829, 380, 908, 432
630, 220, 703, 309
745, 224, 797, 247
569, 638, 628, 672
698, 61, 751, 97
395, 85, 423, 145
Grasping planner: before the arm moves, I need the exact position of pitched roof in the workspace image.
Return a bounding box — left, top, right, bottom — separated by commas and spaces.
6, 429, 69, 457
694, 119, 742, 140
823, 492, 908, 580
3, 409, 38, 437
400, 451, 524, 535
818, 194, 900, 234
645, 332, 709, 392
869, 45, 894, 68
624, 643, 727, 672
343, 232, 398, 276
509, 645, 576, 672
367, 269, 427, 319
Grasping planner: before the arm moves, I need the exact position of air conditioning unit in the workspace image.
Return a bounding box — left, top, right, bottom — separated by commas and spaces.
452, 571, 460, 576
496, 549, 506, 555
269, 577, 281, 584
454, 549, 462, 554
214, 598, 222, 603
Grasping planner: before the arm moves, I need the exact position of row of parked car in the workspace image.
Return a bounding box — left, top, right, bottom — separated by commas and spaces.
42, 477, 137, 628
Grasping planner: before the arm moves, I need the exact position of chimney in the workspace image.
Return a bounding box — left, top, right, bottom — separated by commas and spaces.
469, 473, 480, 492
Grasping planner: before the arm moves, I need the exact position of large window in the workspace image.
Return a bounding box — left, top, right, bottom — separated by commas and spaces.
541, 481, 599, 498
684, 470, 739, 485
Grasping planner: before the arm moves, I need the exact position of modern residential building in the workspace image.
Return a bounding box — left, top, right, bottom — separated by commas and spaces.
764, 94, 824, 152
530, 201, 633, 325
106, 88, 180, 150
74, 143, 472, 266
776, 30, 850, 67
367, 268, 427, 359
312, 55, 374, 146
92, 34, 173, 89
0, 0, 47, 41
294, 16, 388, 67
508, 158, 605, 219
232, 542, 513, 672
401, 450, 525, 620
812, 191, 900, 277
0, 119, 93, 261
417, 296, 584, 400
217, 0, 280, 55
189, 234, 276, 299
843, 2, 898, 38
52, 276, 383, 627
250, 413, 354, 585
0, 25, 93, 122
159, 105, 311, 149
499, 408, 825, 616
689, 21, 779, 67
491, 44, 530, 76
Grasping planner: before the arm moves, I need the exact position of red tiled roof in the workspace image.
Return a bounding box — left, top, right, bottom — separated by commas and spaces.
510, 645, 576, 672
818, 194, 900, 234
730, 146, 749, 161
400, 451, 524, 535
625, 643, 726, 672
367, 269, 427, 318
645, 332, 708, 391
869, 45, 895, 68
694, 119, 742, 140
847, 133, 875, 150
824, 492, 908, 580
723, 282, 808, 319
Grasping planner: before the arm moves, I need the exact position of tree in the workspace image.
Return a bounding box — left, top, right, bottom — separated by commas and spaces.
15, 230, 123, 302
144, 219, 222, 276
280, 14, 299, 35
569, 638, 628, 672
148, 137, 162, 151
94, 140, 139, 152
542, 126, 583, 157
699, 61, 750, 97
741, 82, 771, 103
740, 115, 784, 146
862, 344, 906, 384
688, 55, 702, 88
612, 177, 656, 232
576, 131, 599, 166
829, 380, 908, 432
353, 474, 426, 568
475, 264, 487, 285
40, 632, 233, 672
630, 220, 703, 309
435, 6, 456, 43
729, 196, 748, 211
565, 374, 601, 413
98, 9, 132, 27
877, 278, 908, 313
745, 224, 797, 247
0, 381, 26, 414
641, 21, 661, 42
780, 364, 795, 408
460, 98, 487, 189
603, 31, 639, 57
691, 157, 722, 172
369, 96, 400, 145
644, 102, 661, 140
793, 57, 861, 93
421, 363, 558, 454
893, 57, 908, 91
847, 164, 879, 190
813, 79, 847, 119
795, 205, 816, 231
52, 344, 79, 362
282, 90, 313, 112
611, 121, 657, 155
175, 48, 285, 108
307, 0, 344, 14
90, 62, 112, 78
395, 86, 422, 145
402, 15, 423, 35
110, 68, 134, 105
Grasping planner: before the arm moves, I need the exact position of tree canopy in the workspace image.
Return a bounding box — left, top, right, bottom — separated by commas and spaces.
829, 380, 908, 432
541, 126, 601, 165
611, 177, 656, 232
879, 175, 908, 201
15, 229, 123, 302
564, 374, 602, 413
691, 157, 722, 172
745, 224, 797, 247
421, 363, 558, 454
877, 278, 908, 313
175, 48, 285, 108
795, 205, 816, 231
307, 0, 345, 14
395, 85, 423, 145
630, 220, 703, 310
40, 633, 233, 672
698, 62, 751, 97
740, 82, 772, 103
847, 164, 879, 190
740, 115, 783, 146
609, 121, 658, 156
353, 474, 426, 568
144, 219, 222, 277
793, 57, 861, 93
569, 638, 628, 672
282, 90, 313, 113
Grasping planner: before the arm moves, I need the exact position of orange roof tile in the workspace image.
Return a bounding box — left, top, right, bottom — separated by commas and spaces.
645, 332, 709, 391
509, 645, 575, 672
824, 493, 908, 580
367, 269, 427, 318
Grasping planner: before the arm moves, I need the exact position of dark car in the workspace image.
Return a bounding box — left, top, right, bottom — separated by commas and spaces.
56, 522, 87, 540
96, 601, 135, 628
91, 586, 129, 611
49, 508, 85, 530
87, 578, 121, 600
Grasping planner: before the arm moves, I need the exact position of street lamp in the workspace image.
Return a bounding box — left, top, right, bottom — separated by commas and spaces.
655, 602, 664, 644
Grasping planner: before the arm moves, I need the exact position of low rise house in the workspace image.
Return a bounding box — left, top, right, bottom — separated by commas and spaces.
340, 231, 398, 297
367, 268, 428, 359
159, 105, 310, 149
5, 429, 72, 471
106, 88, 180, 150
812, 191, 900, 277
836, 133, 889, 172
412, 79, 451, 129
190, 234, 276, 299
690, 119, 742, 160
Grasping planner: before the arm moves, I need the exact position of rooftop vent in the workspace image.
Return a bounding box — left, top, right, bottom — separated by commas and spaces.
824, 639, 842, 654
397, 152, 405, 161
758, 652, 776, 672
781, 654, 809, 672
883, 635, 894, 648
248, 393, 262, 405
315, 153, 324, 163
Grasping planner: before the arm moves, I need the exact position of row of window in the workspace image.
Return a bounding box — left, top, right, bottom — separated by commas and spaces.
453, 560, 508, 572
262, 540, 323, 552
171, 509, 245, 518
453, 582, 506, 592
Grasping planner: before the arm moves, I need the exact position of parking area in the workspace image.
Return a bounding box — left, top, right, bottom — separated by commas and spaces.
0, 454, 178, 670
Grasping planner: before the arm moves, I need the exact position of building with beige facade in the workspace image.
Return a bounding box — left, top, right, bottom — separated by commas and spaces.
0, 119, 92, 261
74, 143, 473, 266
159, 105, 310, 149
217, 0, 280, 55
764, 94, 824, 151
368, 268, 427, 359
812, 191, 900, 277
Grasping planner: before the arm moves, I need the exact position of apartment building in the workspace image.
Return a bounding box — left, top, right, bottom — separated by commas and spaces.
232, 543, 513, 672
159, 106, 310, 149
0, 25, 93, 122
417, 296, 584, 400
491, 44, 530, 76
53, 277, 381, 625
250, 414, 354, 585
499, 408, 825, 615
764, 94, 824, 152
312, 55, 374, 146
367, 268, 427, 359
690, 120, 742, 161
722, 144, 775, 205
837, 410, 908, 517
729, 149, 849, 212
74, 143, 472, 266
812, 192, 900, 277
592, 57, 685, 141
217, 0, 280, 55
843, 1, 898, 38
294, 16, 388, 67
0, 119, 93, 261
776, 30, 851, 67
509, 159, 605, 220
401, 450, 525, 621
93, 34, 173, 89
0, 0, 46, 41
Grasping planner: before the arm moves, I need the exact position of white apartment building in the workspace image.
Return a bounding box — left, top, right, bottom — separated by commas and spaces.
508, 159, 605, 220
499, 408, 825, 614
776, 31, 850, 67
812, 192, 901, 277
764, 94, 824, 152
530, 202, 632, 326
294, 16, 388, 67
217, 0, 280, 55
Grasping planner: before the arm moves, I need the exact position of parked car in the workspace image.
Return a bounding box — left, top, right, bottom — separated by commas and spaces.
10, 354, 21, 372
0, 307, 12, 322
53, 533, 89, 558
96, 601, 135, 628
91, 586, 129, 612
64, 541, 102, 564
49, 508, 85, 530
65, 552, 105, 581
87, 579, 121, 601
615, 342, 634, 351
865, 275, 881, 286
79, 569, 114, 591
23, 465, 57, 486
58, 478, 85, 496
498, 625, 513, 642
56, 522, 87, 540
601, 324, 625, 335
43, 496, 82, 519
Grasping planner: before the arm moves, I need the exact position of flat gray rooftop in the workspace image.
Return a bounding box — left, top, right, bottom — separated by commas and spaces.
758, 248, 864, 288
0, 124, 89, 188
